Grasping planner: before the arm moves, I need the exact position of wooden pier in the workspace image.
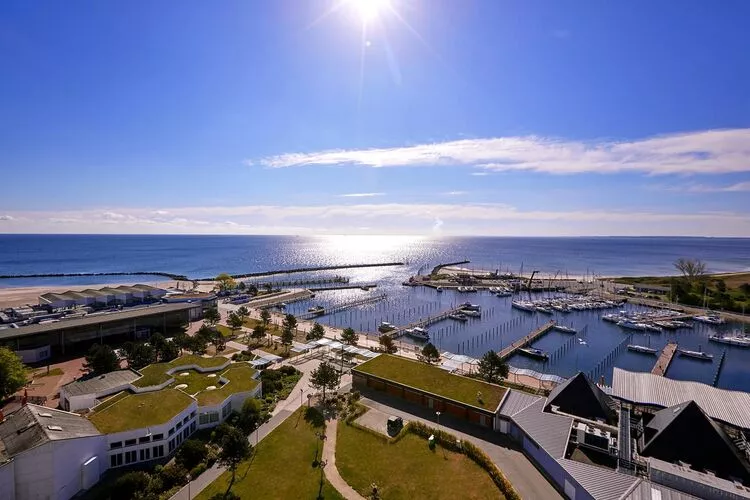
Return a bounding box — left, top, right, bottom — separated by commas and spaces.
498, 320, 556, 360
391, 306, 468, 339
296, 293, 387, 320
651, 341, 678, 376
308, 283, 378, 291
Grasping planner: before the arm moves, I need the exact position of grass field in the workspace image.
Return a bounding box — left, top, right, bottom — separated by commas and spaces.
196, 407, 344, 500
133, 355, 228, 387
355, 354, 506, 409
89, 389, 193, 433
336, 422, 503, 499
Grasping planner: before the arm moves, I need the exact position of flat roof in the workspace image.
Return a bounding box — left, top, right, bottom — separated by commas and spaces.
88, 389, 194, 434
62, 370, 141, 397
611, 368, 750, 430
195, 364, 259, 406
354, 354, 506, 410
0, 302, 197, 341
648, 457, 750, 498
133, 355, 230, 387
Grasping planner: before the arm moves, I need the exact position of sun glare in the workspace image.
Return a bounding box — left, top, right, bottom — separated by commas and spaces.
350, 0, 391, 22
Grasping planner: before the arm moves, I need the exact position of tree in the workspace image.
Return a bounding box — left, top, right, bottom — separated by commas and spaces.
477, 350, 509, 384
250, 324, 266, 346
212, 329, 227, 353
218, 426, 252, 498
237, 281, 246, 291
123, 342, 155, 370
421, 342, 440, 364
307, 322, 325, 341
172, 331, 190, 354
247, 283, 258, 295
0, 347, 27, 400
259, 308, 271, 328
237, 398, 264, 434
674, 258, 707, 286
111, 471, 153, 500
281, 314, 297, 352
150, 333, 168, 361
236, 306, 249, 323
715, 279, 727, 293
310, 361, 340, 403
84, 344, 119, 375
741, 283, 750, 296
341, 327, 359, 346
160, 340, 180, 362
227, 311, 244, 337
215, 273, 236, 292
203, 307, 221, 328
188, 329, 210, 355
379, 334, 397, 354
175, 439, 207, 470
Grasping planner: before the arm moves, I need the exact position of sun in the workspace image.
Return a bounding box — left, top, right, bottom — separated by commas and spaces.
349, 0, 391, 22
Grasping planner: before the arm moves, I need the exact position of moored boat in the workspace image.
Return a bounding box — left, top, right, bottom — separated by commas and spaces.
694, 314, 725, 325
460, 309, 481, 318
496, 291, 512, 298
512, 301, 536, 312
518, 347, 549, 360
378, 321, 396, 333
627, 344, 658, 355
708, 333, 750, 348
617, 320, 647, 331
448, 312, 468, 322
460, 302, 481, 311
552, 324, 577, 334
678, 348, 713, 360
535, 306, 554, 315
406, 327, 430, 341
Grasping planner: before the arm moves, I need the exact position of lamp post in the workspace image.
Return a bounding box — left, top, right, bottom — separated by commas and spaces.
300, 388, 303, 408
186, 474, 192, 499
435, 411, 441, 433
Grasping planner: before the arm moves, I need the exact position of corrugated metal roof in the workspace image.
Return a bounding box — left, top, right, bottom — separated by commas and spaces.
498, 389, 541, 417
611, 368, 750, 430
648, 457, 750, 499
558, 458, 640, 500
622, 480, 700, 500
61, 370, 141, 397
512, 399, 572, 458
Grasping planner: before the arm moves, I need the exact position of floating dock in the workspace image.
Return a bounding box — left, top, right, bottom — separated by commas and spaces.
390, 306, 468, 339
498, 320, 556, 360
651, 341, 678, 376
296, 293, 387, 320
307, 283, 378, 291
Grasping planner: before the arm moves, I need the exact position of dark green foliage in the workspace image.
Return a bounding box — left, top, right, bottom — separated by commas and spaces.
341, 327, 359, 345
379, 334, 397, 353
477, 350, 509, 383
310, 361, 340, 402
175, 439, 207, 470
123, 341, 155, 370
111, 471, 153, 500
307, 322, 325, 341
84, 343, 119, 375
421, 342, 440, 364
159, 463, 189, 490
237, 398, 264, 433
0, 347, 27, 399
204, 307, 221, 327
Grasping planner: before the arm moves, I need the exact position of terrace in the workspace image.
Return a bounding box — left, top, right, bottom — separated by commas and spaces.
355, 354, 506, 410
89, 389, 194, 434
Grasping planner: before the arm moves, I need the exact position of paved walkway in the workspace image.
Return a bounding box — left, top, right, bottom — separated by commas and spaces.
321, 419, 367, 500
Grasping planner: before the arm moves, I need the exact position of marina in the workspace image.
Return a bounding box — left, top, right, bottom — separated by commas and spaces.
651, 341, 678, 376
498, 320, 557, 360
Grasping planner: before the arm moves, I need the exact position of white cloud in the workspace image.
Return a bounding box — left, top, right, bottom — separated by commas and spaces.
470, 172, 490, 176
253, 128, 750, 176
338, 192, 386, 198
443, 191, 468, 196
649, 180, 750, 193
0, 215, 14, 221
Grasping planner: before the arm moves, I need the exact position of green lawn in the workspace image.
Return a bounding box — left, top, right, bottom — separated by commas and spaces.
337, 422, 503, 499
32, 367, 64, 378
133, 355, 228, 387
195, 364, 259, 406
92, 391, 129, 412
89, 389, 194, 433
196, 407, 344, 500
355, 354, 506, 409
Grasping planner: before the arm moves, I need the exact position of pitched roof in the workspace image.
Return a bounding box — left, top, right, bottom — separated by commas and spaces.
61, 370, 141, 397
545, 372, 617, 423
622, 480, 701, 500
558, 458, 640, 500
497, 389, 541, 417
648, 458, 750, 499
611, 368, 750, 431
640, 400, 750, 482
0, 404, 100, 461
513, 399, 572, 459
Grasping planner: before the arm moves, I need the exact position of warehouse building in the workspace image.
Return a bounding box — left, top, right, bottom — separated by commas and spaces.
39, 284, 167, 309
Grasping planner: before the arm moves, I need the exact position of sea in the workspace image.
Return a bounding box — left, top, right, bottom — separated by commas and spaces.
1, 234, 749, 391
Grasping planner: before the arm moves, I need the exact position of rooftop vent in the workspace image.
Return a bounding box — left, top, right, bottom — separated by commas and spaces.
47, 425, 63, 431
38, 412, 53, 418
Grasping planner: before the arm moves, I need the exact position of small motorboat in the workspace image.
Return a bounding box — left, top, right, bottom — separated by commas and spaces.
436, 287, 443, 293
307, 305, 325, 315
627, 344, 658, 355
678, 348, 713, 361
708, 333, 750, 348
496, 291, 512, 298
460, 302, 481, 311
535, 306, 554, 315
406, 327, 430, 341
552, 324, 577, 334
378, 321, 396, 333
512, 301, 536, 312
693, 314, 725, 325
518, 347, 549, 360
448, 312, 468, 322
617, 320, 647, 331
460, 309, 481, 318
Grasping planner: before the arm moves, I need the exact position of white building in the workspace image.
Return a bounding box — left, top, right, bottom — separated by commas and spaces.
0, 405, 106, 500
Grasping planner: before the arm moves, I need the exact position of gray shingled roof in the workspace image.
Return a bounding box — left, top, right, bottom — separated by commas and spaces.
648, 457, 750, 498
0, 404, 100, 461
62, 370, 141, 396
512, 399, 572, 458
611, 368, 750, 430
558, 458, 640, 500
622, 480, 700, 500
497, 389, 541, 417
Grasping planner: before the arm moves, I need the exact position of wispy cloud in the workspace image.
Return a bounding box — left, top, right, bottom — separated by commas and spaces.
0, 215, 14, 221
253, 128, 750, 176
650, 181, 750, 193
443, 191, 468, 196
339, 192, 385, 198
470, 172, 490, 176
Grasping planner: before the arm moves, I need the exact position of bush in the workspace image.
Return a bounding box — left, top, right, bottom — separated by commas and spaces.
210, 422, 233, 444
175, 439, 207, 470
159, 463, 188, 490
189, 462, 208, 478
209, 492, 240, 500
280, 365, 298, 376
111, 471, 152, 500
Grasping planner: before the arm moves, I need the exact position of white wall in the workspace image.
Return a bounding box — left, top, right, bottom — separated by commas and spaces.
13, 439, 54, 500
0, 461, 15, 500
16, 345, 52, 363
52, 437, 107, 500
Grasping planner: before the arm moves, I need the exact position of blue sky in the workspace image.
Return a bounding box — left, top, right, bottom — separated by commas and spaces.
1, 0, 749, 236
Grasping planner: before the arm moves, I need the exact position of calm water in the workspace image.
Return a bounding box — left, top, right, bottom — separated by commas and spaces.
1, 234, 749, 391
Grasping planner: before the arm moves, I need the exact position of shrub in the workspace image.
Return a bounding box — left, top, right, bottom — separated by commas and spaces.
209, 492, 240, 500
111, 471, 152, 500
175, 439, 207, 470
280, 365, 298, 376
159, 463, 188, 490
189, 462, 208, 478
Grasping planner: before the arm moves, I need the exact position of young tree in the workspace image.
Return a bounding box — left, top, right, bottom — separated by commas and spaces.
218, 426, 252, 498
236, 306, 249, 323
175, 439, 207, 470
247, 283, 258, 295
0, 347, 27, 400
227, 311, 244, 337
306, 322, 325, 341
282, 313, 297, 334
212, 329, 227, 353
237, 281, 246, 291
715, 279, 727, 293
421, 342, 440, 364
281, 314, 297, 352
160, 339, 180, 362
188, 333, 208, 356
172, 331, 190, 355
341, 327, 359, 346
674, 258, 707, 286
379, 334, 397, 354
259, 308, 271, 328
477, 350, 509, 384
203, 307, 221, 328
124, 342, 156, 370
310, 361, 340, 403
741, 283, 750, 296
237, 398, 264, 434
84, 344, 119, 375
150, 333, 168, 361
250, 324, 266, 346
215, 273, 237, 292
111, 471, 153, 500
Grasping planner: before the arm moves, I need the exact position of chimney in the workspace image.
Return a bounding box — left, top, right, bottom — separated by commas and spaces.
21, 388, 28, 406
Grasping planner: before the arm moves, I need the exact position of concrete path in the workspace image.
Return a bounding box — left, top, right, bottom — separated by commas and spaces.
358, 391, 563, 500
322, 419, 367, 500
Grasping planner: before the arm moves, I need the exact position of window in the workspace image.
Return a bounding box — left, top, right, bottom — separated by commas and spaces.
182, 415, 190, 425
168, 427, 175, 436
139, 436, 151, 444
190, 421, 196, 433
152, 433, 164, 441
110, 441, 122, 450
199, 413, 210, 425
190, 410, 197, 418
125, 450, 137, 464
140, 448, 150, 461
110, 453, 123, 467
168, 439, 176, 453
153, 445, 165, 458
124, 439, 136, 447
209, 412, 219, 423
222, 403, 232, 418
176, 421, 182, 430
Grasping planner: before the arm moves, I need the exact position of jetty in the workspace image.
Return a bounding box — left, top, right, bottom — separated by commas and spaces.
712, 350, 727, 387
391, 305, 468, 339
0, 271, 188, 281
651, 341, 678, 376
308, 283, 378, 291
246, 290, 313, 309
250, 276, 348, 288
200, 262, 404, 281
498, 320, 556, 360
296, 293, 387, 320
430, 260, 470, 276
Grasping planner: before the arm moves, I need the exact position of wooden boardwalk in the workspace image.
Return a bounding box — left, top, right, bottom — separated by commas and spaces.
391, 305, 467, 339
297, 293, 387, 320
498, 320, 556, 360
652, 341, 678, 376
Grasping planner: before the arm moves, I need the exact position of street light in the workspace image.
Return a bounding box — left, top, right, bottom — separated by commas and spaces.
435, 411, 441, 433
300, 388, 303, 408
186, 474, 192, 499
